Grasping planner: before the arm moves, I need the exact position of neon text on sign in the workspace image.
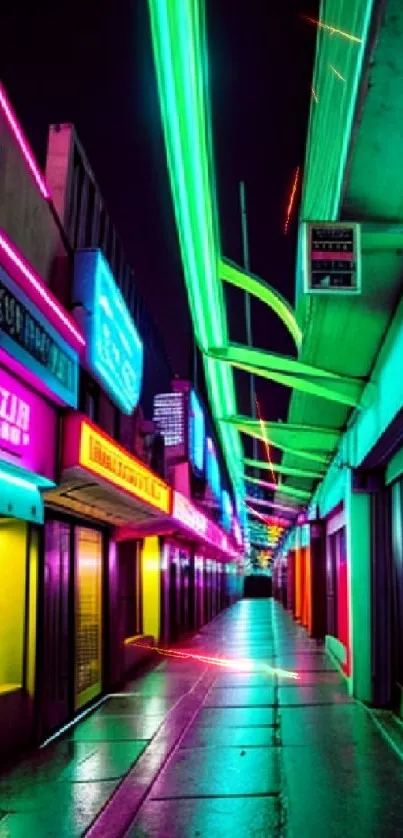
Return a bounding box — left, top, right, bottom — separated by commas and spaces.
173, 491, 208, 538
0, 385, 30, 451
72, 417, 171, 514
0, 365, 56, 480
73, 250, 143, 414
153, 392, 185, 447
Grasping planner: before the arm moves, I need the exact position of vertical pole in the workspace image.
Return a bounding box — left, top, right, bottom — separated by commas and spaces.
239, 181, 257, 465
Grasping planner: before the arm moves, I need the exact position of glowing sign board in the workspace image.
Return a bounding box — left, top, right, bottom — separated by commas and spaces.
0, 263, 79, 407
206, 437, 220, 501
73, 250, 143, 414
189, 389, 205, 473
302, 222, 361, 294
63, 415, 171, 514
0, 365, 56, 480
172, 490, 240, 560
153, 391, 185, 450
221, 490, 233, 532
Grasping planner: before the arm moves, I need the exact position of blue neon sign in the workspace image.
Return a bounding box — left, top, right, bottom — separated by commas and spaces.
73, 250, 143, 414
206, 437, 220, 501
221, 489, 233, 532
189, 389, 205, 473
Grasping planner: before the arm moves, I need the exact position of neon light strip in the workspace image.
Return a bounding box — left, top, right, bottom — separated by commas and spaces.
0, 467, 38, 491
0, 230, 85, 349
284, 166, 300, 234
40, 696, 107, 748
0, 83, 50, 200
245, 473, 311, 499
148, 0, 244, 503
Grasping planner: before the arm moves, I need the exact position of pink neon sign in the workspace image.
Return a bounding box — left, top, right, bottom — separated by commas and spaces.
0, 83, 50, 200
0, 230, 85, 351
172, 491, 241, 560
0, 365, 56, 480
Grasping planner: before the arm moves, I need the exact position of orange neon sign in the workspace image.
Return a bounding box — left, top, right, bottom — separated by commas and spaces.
78, 419, 171, 514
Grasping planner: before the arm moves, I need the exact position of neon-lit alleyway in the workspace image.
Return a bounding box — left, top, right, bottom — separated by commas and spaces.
1, 599, 403, 837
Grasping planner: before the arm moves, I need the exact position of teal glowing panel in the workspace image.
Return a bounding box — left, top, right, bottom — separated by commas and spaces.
73, 250, 143, 414
207, 437, 220, 501
189, 389, 205, 474
221, 489, 233, 532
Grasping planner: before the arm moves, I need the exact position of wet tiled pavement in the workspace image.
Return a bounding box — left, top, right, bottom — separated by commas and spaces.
2, 599, 403, 837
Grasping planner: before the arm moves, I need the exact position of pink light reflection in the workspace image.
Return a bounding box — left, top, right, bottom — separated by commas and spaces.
0, 83, 50, 200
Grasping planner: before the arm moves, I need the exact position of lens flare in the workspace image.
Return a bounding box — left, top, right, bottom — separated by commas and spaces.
133, 641, 299, 680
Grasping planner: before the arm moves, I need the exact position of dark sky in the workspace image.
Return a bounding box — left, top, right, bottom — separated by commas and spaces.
1, 0, 318, 454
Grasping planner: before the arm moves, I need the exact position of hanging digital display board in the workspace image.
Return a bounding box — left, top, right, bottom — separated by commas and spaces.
153, 391, 185, 454
189, 389, 205, 474
73, 249, 143, 414
302, 221, 361, 294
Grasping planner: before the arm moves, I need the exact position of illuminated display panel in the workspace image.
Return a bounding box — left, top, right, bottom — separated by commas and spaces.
303, 222, 361, 294
0, 365, 56, 481
153, 391, 185, 451
206, 437, 220, 501
221, 490, 233, 532
0, 250, 79, 408
63, 415, 171, 514
73, 250, 143, 414
189, 390, 205, 473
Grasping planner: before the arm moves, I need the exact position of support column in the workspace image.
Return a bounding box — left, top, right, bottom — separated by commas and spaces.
346, 473, 372, 702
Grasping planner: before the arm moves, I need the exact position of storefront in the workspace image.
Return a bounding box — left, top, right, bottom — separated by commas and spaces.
324, 506, 349, 675
43, 413, 171, 734
0, 230, 82, 759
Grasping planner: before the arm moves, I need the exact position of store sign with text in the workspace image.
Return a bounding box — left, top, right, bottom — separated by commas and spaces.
0, 264, 79, 406
63, 415, 171, 514
73, 250, 143, 414
0, 365, 56, 479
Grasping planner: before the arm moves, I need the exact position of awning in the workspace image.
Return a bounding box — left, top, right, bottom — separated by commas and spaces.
0, 460, 54, 524
44, 414, 172, 528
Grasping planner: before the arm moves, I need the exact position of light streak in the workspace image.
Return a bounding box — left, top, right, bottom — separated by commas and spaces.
255, 398, 277, 485
330, 64, 346, 82
133, 641, 299, 680
301, 15, 362, 43
284, 166, 300, 234
311, 86, 319, 104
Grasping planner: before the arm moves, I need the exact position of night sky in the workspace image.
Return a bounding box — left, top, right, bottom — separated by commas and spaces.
2, 0, 318, 451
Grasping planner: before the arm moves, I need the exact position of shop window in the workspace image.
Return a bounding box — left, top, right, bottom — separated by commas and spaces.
118, 542, 142, 640
75, 527, 103, 710
0, 520, 30, 692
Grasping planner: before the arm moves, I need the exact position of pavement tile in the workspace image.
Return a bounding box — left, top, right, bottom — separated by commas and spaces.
195, 706, 276, 727
151, 746, 281, 798
278, 683, 352, 706
282, 740, 403, 838
179, 725, 275, 749
279, 704, 382, 747
204, 686, 276, 707
58, 740, 147, 781
70, 713, 166, 741
97, 696, 176, 716
0, 781, 118, 838
128, 796, 279, 837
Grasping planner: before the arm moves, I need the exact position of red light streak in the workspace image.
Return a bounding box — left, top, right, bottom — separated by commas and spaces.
301, 15, 362, 43
133, 641, 299, 679
255, 398, 278, 485
284, 166, 300, 235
